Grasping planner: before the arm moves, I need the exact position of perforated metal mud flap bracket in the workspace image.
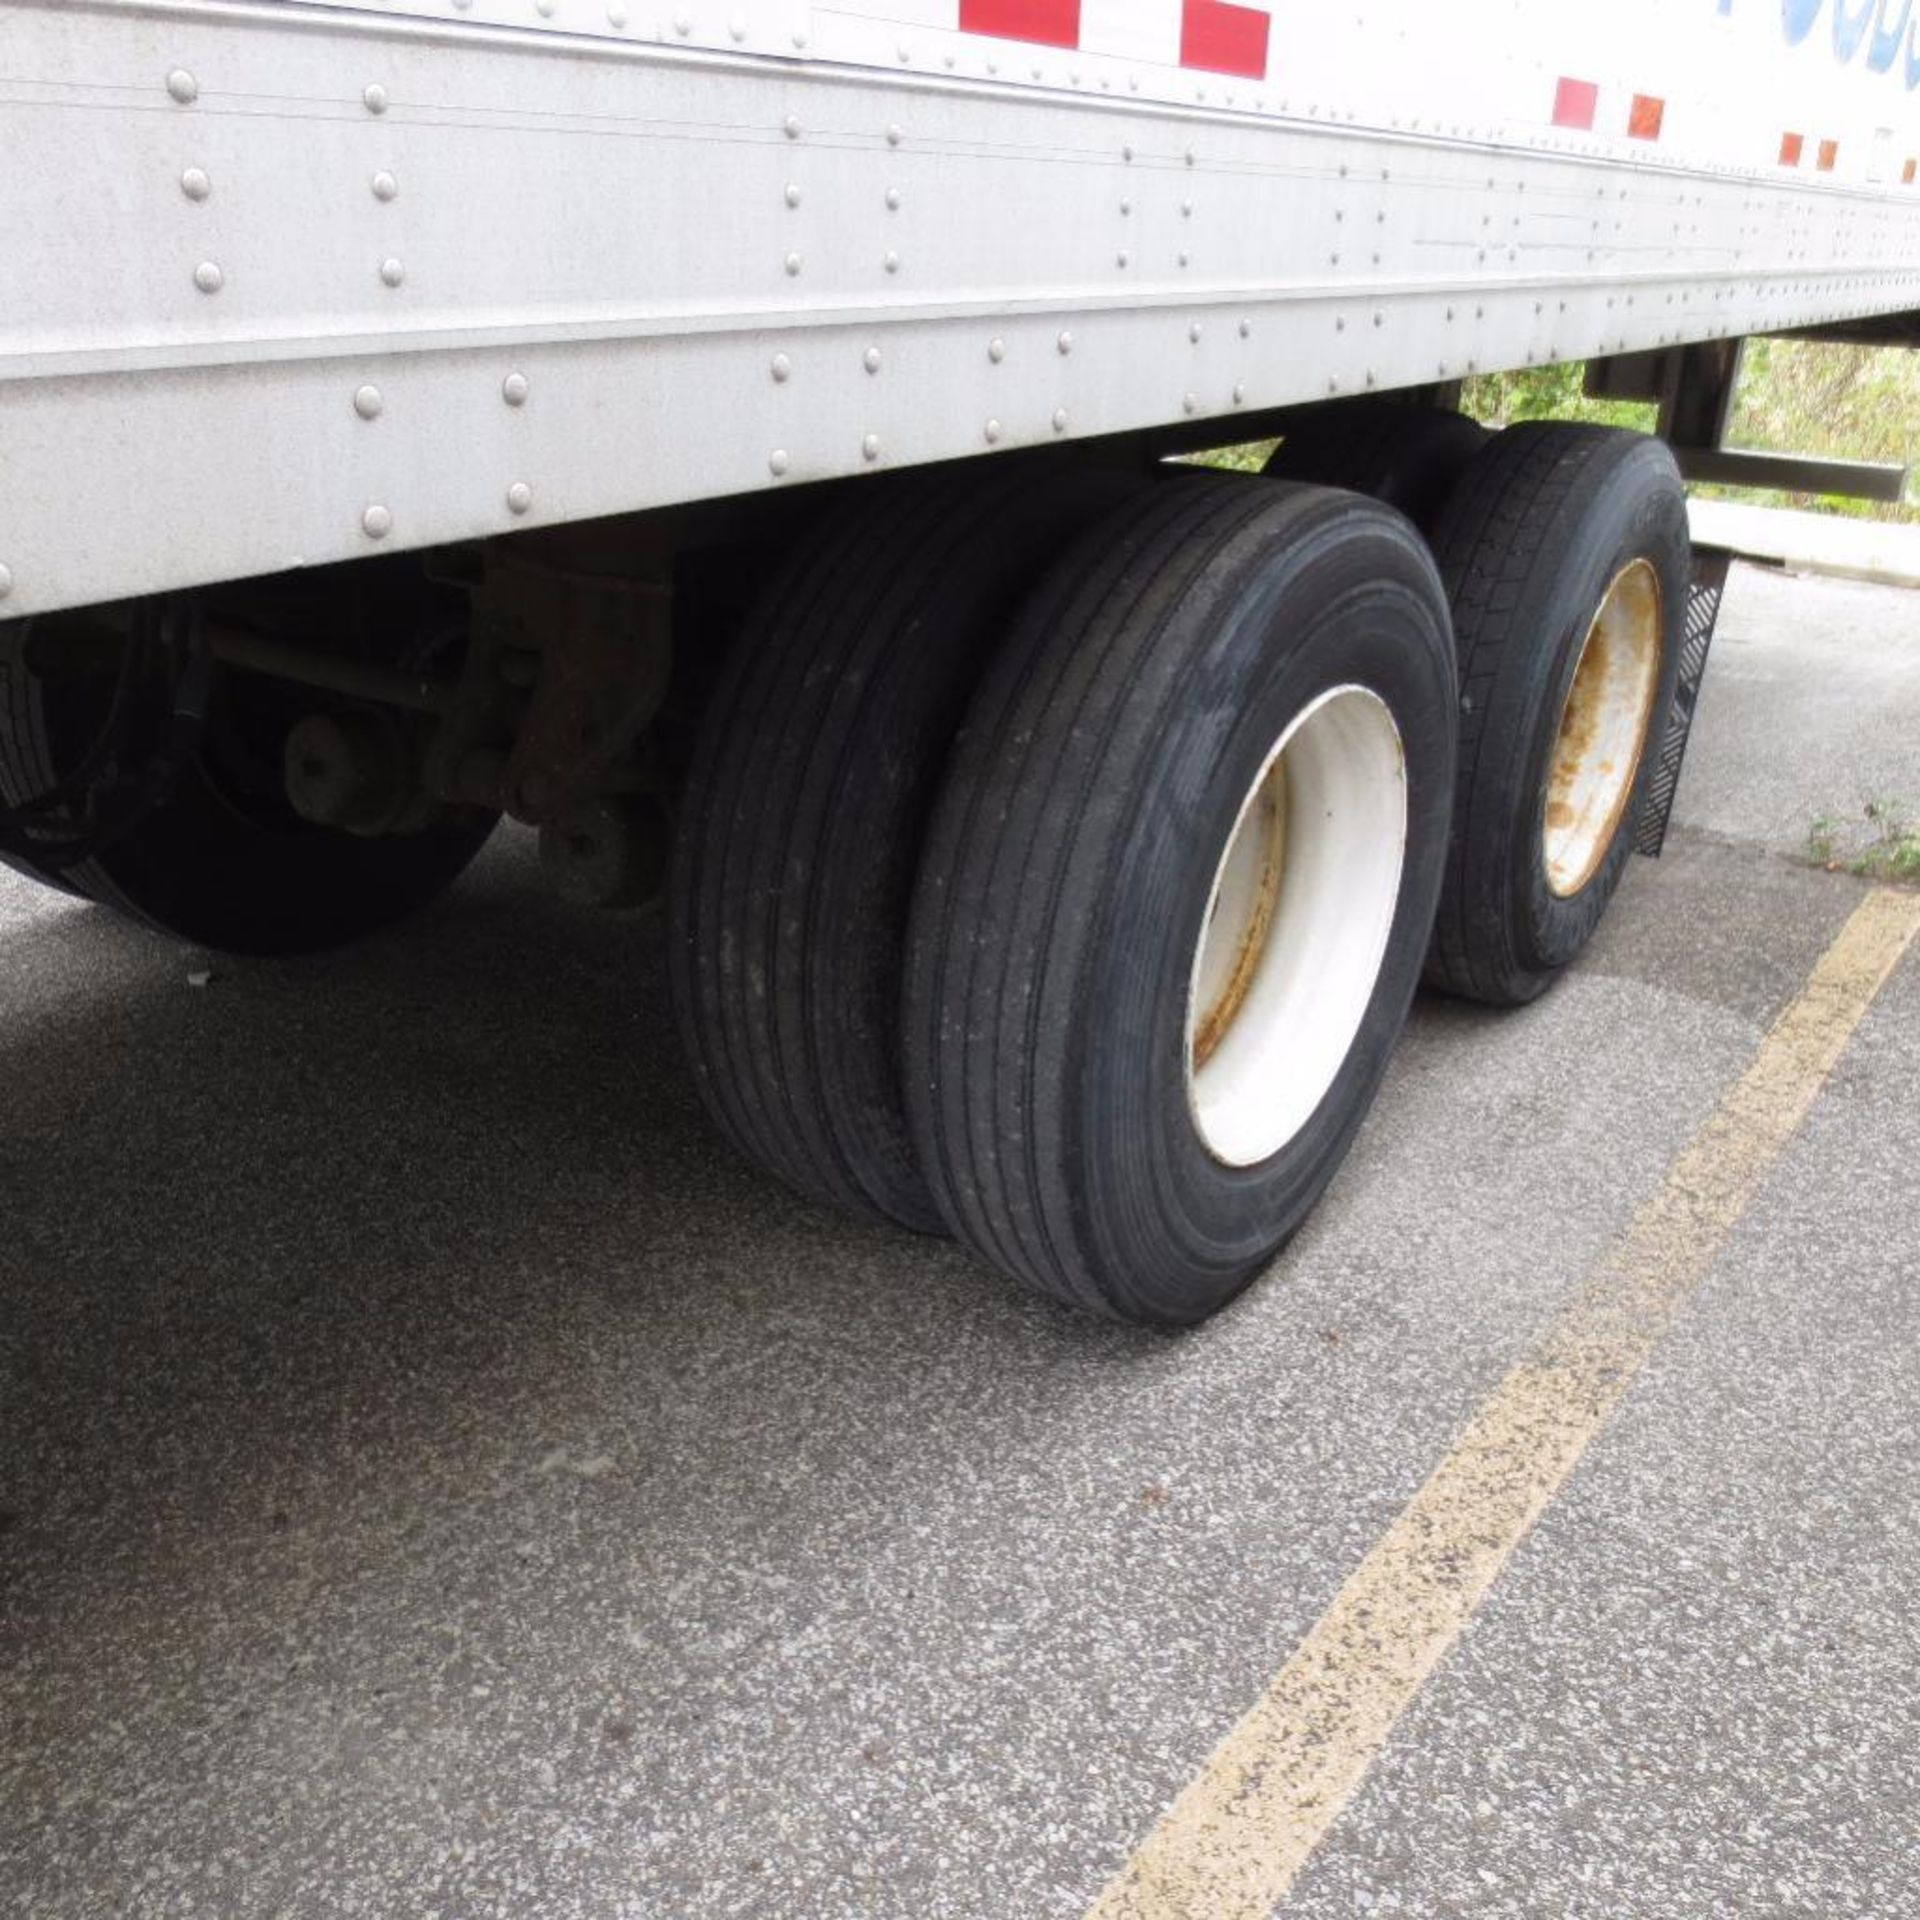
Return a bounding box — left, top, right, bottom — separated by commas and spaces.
1636, 546, 1732, 858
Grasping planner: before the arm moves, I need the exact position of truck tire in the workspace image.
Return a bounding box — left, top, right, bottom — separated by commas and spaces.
0, 622, 87, 899
903, 476, 1457, 1326
668, 464, 1140, 1233
1425, 423, 1689, 1006
1263, 400, 1489, 533
0, 611, 496, 955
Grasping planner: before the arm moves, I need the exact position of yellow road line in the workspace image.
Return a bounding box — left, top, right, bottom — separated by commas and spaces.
1087, 886, 1920, 1920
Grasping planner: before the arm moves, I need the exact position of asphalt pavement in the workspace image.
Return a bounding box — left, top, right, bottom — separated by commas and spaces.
2, 560, 1917, 1919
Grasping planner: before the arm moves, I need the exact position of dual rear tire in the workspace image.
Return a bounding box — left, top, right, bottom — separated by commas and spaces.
672, 416, 1691, 1324
671, 471, 1457, 1324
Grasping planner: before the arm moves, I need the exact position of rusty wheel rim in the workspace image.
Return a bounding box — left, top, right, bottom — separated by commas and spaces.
1544, 558, 1664, 900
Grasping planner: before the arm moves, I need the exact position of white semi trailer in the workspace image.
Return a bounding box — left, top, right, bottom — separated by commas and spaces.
4, 0, 1917, 1323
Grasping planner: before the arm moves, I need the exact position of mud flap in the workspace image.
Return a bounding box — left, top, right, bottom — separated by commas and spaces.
1635, 545, 1732, 858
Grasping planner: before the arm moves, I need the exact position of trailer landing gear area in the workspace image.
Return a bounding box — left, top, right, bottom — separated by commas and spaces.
3, 558, 1918, 1914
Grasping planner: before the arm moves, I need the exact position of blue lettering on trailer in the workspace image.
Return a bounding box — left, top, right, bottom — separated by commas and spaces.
1768, 0, 1920, 85
1867, 1, 1905, 64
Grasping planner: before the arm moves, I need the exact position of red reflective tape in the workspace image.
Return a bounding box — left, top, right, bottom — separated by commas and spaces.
1779, 131, 1805, 166
1179, 0, 1270, 78
1818, 138, 1839, 171
958, 0, 1080, 49
1553, 78, 1599, 131
1628, 93, 1665, 141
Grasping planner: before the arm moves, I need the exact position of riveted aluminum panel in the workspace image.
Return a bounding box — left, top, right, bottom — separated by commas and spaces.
3, 0, 1920, 615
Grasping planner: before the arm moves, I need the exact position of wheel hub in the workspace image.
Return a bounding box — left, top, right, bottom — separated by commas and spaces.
1544, 558, 1663, 899
1186, 686, 1408, 1169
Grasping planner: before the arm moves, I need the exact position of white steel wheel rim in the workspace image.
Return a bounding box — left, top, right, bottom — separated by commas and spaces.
1544, 558, 1664, 899
1185, 685, 1408, 1169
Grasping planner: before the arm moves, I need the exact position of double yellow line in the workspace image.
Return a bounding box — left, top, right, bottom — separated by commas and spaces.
1088, 886, 1920, 1920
